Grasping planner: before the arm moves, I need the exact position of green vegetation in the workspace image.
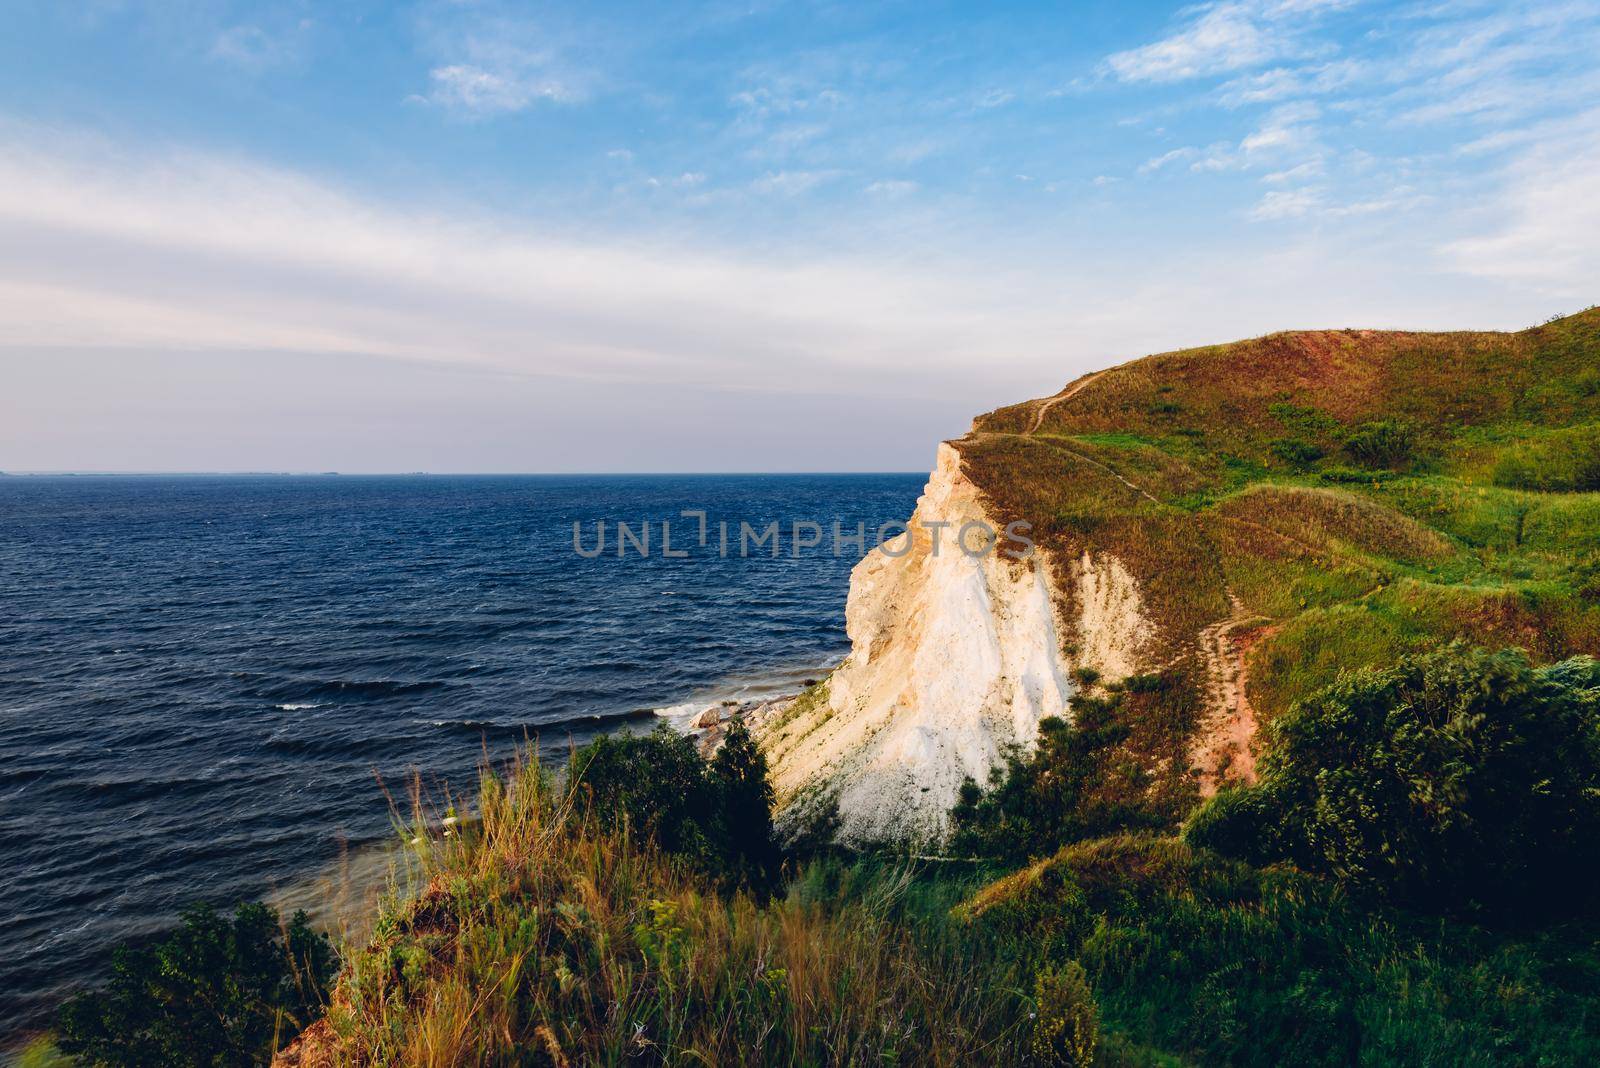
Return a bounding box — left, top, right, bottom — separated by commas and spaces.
1493, 423, 1600, 491
303, 744, 1040, 1066
963, 309, 1600, 731
570, 722, 781, 893
951, 692, 1168, 866
947, 643, 1600, 1064
53, 902, 335, 1068
1188, 645, 1600, 915
1342, 419, 1418, 470
962, 835, 1600, 1067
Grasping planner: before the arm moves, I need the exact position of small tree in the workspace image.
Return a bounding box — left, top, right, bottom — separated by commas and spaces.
55, 902, 336, 1068
710, 721, 782, 892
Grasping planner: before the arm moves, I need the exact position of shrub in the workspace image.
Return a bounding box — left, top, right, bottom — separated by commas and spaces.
952, 695, 1163, 865
1182, 785, 1280, 864
708, 720, 782, 890
55, 902, 335, 1068
998, 837, 1600, 1067
1270, 437, 1325, 470
1344, 420, 1416, 469
1030, 962, 1100, 1067
1186, 645, 1600, 915
571, 722, 780, 892
1269, 402, 1341, 436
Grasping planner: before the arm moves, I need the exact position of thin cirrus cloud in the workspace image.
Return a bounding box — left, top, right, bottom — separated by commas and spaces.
422, 62, 577, 113
0, 128, 1084, 395
409, 7, 587, 115
1103, 0, 1347, 84
1443, 109, 1600, 293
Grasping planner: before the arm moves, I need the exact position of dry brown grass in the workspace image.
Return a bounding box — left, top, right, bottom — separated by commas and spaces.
303, 752, 1032, 1067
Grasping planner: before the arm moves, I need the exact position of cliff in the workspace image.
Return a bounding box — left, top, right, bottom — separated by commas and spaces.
760, 443, 1114, 843
761, 307, 1600, 843
759, 442, 1163, 844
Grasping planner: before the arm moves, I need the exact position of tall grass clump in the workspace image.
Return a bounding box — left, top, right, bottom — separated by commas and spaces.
310, 743, 1035, 1066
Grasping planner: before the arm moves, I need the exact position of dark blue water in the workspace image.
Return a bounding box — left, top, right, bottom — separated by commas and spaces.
0, 473, 922, 1035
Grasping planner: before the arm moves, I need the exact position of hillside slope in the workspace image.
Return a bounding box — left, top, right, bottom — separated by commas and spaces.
764, 307, 1600, 840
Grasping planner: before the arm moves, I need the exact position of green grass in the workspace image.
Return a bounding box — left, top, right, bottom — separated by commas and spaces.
963, 836, 1600, 1068
954, 308, 1600, 738
307, 749, 1037, 1067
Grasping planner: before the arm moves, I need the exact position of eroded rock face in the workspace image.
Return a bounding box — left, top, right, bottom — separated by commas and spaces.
760, 443, 1094, 844
1072, 552, 1155, 681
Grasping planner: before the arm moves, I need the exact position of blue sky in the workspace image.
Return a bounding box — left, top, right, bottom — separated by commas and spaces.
2, 0, 1597, 472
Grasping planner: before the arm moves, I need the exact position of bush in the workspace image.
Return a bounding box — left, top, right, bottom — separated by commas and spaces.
952, 695, 1163, 865
1182, 785, 1279, 864
1270, 437, 1325, 471
1344, 420, 1416, 469
1186, 645, 1600, 915
1030, 962, 1100, 1067
981, 837, 1600, 1067
55, 902, 335, 1068
572, 722, 780, 892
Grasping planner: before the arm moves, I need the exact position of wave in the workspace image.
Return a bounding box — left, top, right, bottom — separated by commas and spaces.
268, 678, 450, 702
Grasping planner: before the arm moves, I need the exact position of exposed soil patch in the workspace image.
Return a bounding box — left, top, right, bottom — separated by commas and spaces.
1194, 591, 1277, 796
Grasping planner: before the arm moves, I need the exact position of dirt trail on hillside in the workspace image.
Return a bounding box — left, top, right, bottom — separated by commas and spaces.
1028, 370, 1109, 433
1194, 590, 1275, 796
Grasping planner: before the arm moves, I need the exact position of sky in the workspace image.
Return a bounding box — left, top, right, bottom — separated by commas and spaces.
1, 0, 1597, 473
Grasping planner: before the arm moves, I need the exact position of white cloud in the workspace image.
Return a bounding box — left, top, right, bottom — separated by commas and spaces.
1215, 57, 1367, 105
1263, 159, 1325, 183
749, 169, 840, 195
0, 130, 1076, 394
210, 25, 292, 70
1104, 0, 1346, 84
424, 63, 576, 114
1250, 187, 1324, 219
1443, 110, 1600, 297
865, 179, 918, 198
1138, 147, 1198, 174
1241, 100, 1320, 152
411, 9, 587, 116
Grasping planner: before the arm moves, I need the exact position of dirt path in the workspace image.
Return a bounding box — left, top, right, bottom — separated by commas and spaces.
1194, 589, 1275, 796
1027, 369, 1109, 433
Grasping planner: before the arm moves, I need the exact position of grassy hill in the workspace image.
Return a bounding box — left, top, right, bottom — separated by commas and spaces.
954, 307, 1600, 812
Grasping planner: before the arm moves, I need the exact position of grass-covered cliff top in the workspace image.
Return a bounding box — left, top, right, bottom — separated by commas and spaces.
958, 306, 1600, 718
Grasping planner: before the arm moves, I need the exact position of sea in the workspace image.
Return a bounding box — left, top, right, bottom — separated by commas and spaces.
0, 473, 924, 1038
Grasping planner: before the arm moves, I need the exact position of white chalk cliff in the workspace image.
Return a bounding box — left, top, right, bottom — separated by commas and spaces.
759, 442, 1155, 843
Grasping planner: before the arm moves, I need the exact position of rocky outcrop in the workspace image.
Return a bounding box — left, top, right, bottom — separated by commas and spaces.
758, 442, 1156, 844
